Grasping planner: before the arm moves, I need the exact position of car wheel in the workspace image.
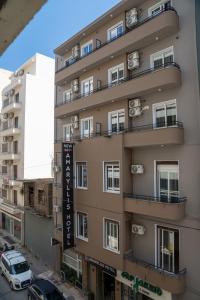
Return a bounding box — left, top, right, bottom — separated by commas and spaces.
9, 281, 14, 290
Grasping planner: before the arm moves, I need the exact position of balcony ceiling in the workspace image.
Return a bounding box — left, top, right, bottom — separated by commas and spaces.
0, 0, 47, 55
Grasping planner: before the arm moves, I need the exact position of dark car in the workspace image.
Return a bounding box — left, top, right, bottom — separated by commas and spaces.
27, 278, 68, 300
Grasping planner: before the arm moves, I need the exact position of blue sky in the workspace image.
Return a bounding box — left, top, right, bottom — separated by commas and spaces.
0, 0, 120, 71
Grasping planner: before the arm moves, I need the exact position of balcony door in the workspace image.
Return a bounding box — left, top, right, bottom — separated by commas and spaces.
156, 164, 179, 203
156, 226, 179, 273
153, 100, 177, 128
81, 117, 93, 138
81, 77, 93, 96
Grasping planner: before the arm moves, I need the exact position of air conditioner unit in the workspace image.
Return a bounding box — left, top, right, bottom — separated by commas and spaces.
126, 8, 138, 28
129, 98, 141, 109
71, 79, 79, 93
129, 107, 142, 117
7, 136, 13, 142
53, 205, 61, 213
131, 164, 144, 174
3, 136, 8, 142
8, 112, 14, 119
72, 45, 80, 59
71, 115, 79, 129
3, 113, 8, 119
9, 89, 15, 96
132, 224, 146, 235
18, 69, 24, 76
128, 51, 140, 70
53, 165, 61, 173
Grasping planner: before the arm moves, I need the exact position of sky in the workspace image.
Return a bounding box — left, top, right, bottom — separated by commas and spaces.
0, 0, 120, 71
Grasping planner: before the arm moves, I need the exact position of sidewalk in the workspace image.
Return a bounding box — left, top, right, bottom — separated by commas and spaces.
0, 232, 85, 300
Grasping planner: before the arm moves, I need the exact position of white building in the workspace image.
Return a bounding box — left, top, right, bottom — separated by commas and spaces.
0, 53, 55, 243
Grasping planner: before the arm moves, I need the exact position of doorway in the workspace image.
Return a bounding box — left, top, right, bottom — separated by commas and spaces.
103, 272, 115, 300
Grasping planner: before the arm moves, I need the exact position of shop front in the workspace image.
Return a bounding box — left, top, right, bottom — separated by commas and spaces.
0, 211, 22, 242
116, 270, 172, 300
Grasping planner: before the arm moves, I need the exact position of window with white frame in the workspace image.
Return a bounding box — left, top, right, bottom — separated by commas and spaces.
108, 109, 125, 133
150, 46, 174, 69
81, 77, 93, 96
104, 162, 120, 193
156, 225, 179, 273
81, 40, 93, 57
153, 100, 177, 128
104, 219, 119, 252
63, 89, 72, 103
81, 117, 93, 138
77, 212, 88, 241
148, 1, 171, 17
63, 124, 73, 141
108, 63, 124, 85
107, 21, 124, 41
156, 163, 179, 203
76, 162, 87, 189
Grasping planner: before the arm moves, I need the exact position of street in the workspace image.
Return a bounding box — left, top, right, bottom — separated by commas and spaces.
0, 274, 27, 300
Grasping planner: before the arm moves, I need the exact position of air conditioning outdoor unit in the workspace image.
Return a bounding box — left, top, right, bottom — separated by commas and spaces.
132, 224, 146, 235
53, 165, 61, 173
53, 205, 61, 213
71, 79, 79, 93
8, 112, 14, 119
131, 164, 144, 174
129, 98, 141, 108
128, 51, 140, 70
71, 115, 79, 129
129, 107, 142, 117
126, 8, 138, 28
72, 45, 80, 59
7, 136, 13, 142
3, 113, 8, 119
9, 89, 15, 96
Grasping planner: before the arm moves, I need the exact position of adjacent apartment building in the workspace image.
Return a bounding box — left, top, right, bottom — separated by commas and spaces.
53, 1, 200, 299
0, 53, 54, 244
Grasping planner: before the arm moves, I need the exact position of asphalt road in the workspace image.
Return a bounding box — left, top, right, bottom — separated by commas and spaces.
0, 273, 27, 300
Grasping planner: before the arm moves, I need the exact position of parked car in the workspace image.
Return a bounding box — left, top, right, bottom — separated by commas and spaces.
0, 250, 33, 290
27, 278, 71, 300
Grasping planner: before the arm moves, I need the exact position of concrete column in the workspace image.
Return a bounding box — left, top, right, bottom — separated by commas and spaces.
89, 264, 97, 298
82, 257, 89, 292
115, 280, 122, 300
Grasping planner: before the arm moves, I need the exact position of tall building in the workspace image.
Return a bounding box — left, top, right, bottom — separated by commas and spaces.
0, 53, 54, 244
53, 1, 200, 299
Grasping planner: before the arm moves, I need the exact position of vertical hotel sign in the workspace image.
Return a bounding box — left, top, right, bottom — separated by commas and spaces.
62, 143, 74, 249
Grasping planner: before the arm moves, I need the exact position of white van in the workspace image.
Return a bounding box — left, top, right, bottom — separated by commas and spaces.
0, 250, 33, 290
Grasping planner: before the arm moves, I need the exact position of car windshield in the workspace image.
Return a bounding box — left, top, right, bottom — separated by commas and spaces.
11, 261, 29, 274
46, 290, 64, 300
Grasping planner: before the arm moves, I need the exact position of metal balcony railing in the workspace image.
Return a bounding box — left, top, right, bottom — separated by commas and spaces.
124, 193, 186, 204
55, 62, 180, 107
2, 99, 20, 109
56, 6, 177, 73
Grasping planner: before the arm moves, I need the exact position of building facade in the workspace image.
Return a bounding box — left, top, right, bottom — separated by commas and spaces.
53, 1, 200, 299
0, 53, 54, 244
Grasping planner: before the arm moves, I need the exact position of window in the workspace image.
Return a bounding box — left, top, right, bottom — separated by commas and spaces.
63, 89, 72, 103
108, 109, 125, 133
156, 163, 179, 203
2, 143, 8, 153
77, 212, 88, 241
13, 190, 17, 206
2, 166, 7, 175
108, 63, 124, 85
104, 162, 120, 193
81, 117, 93, 138
65, 56, 74, 66
107, 21, 124, 41
2, 189, 7, 199
81, 77, 93, 96
148, 1, 171, 16
13, 141, 18, 154
76, 162, 87, 189
14, 116, 18, 128
38, 189, 45, 205
153, 100, 177, 128
15, 93, 19, 103
104, 219, 119, 252
150, 46, 174, 69
81, 40, 93, 57
63, 124, 73, 141
156, 225, 179, 273
13, 165, 17, 180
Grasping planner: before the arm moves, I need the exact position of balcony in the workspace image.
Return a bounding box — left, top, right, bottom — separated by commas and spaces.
0, 198, 21, 215
1, 127, 21, 136
55, 7, 179, 84
2, 101, 21, 114
123, 123, 184, 147
124, 193, 186, 220
0, 152, 20, 161
124, 251, 186, 294
55, 63, 181, 118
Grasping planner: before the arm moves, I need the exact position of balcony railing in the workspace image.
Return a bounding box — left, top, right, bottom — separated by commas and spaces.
2, 99, 20, 109
55, 121, 183, 143
124, 251, 186, 276
56, 6, 177, 73
55, 62, 180, 108
1, 125, 19, 132
124, 193, 186, 204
